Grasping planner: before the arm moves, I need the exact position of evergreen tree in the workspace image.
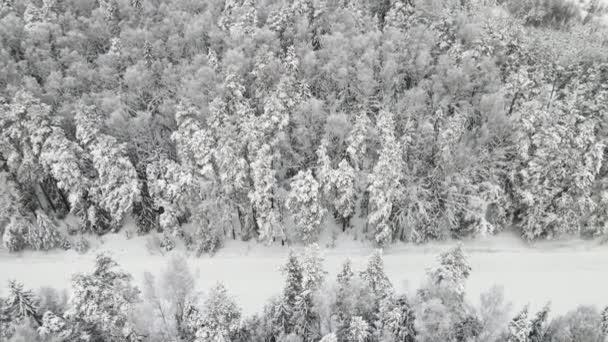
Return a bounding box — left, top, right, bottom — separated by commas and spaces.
26, 210, 62, 251
276, 250, 303, 334
66, 254, 141, 341
367, 110, 402, 246
348, 316, 370, 342
428, 245, 471, 298
331, 159, 356, 232
360, 250, 393, 302
508, 306, 531, 342
381, 294, 416, 342
528, 303, 550, 342
249, 144, 284, 244
287, 170, 326, 244
195, 283, 242, 342
5, 280, 39, 325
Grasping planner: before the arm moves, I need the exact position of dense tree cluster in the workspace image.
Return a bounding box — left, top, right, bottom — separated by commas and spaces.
1, 0, 608, 252
2, 246, 608, 342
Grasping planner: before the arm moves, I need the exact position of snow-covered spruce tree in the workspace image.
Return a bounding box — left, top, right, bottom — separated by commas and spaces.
331, 159, 357, 232
528, 303, 550, 342
348, 316, 370, 342
39, 127, 88, 212
249, 144, 284, 244
275, 250, 303, 335
337, 259, 355, 288
195, 283, 242, 342
88, 135, 140, 230
380, 294, 416, 342
26, 210, 62, 251
602, 306, 608, 338
286, 169, 326, 244
75, 104, 140, 231
66, 254, 141, 341
146, 158, 198, 234
427, 245, 471, 298
316, 140, 334, 200
346, 110, 371, 171
172, 102, 215, 180
320, 332, 338, 342
367, 110, 403, 246
300, 243, 326, 292
360, 250, 393, 302
0, 91, 67, 215
37, 310, 68, 339
5, 280, 40, 326
2, 216, 29, 252
508, 306, 531, 342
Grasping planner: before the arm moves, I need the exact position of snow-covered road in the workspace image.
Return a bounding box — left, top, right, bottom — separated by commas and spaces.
1, 232, 607, 316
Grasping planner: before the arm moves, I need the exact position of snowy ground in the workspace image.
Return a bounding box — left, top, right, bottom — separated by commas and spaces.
1, 231, 607, 316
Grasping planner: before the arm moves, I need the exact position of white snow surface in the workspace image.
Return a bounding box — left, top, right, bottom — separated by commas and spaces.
1, 231, 607, 316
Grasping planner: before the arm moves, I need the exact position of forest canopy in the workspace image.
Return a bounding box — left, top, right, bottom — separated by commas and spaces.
2, 0, 608, 253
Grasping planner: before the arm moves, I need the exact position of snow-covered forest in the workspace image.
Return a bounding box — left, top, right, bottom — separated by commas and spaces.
2, 0, 608, 340
3, 245, 608, 342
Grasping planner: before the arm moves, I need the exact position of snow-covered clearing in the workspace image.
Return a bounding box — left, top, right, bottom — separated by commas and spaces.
1, 231, 607, 316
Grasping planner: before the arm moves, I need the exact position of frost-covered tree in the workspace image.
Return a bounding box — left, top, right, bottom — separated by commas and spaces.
528, 303, 550, 342
66, 254, 141, 341
346, 111, 371, 171
171, 102, 215, 180
75, 105, 140, 230
367, 110, 402, 246
26, 210, 62, 251
195, 283, 242, 342
360, 250, 393, 302
427, 245, 471, 298
287, 169, 326, 244
300, 244, 326, 292
5, 280, 39, 325
331, 159, 356, 231
508, 306, 531, 342
348, 316, 370, 342
275, 250, 303, 335
249, 144, 284, 244
380, 294, 416, 342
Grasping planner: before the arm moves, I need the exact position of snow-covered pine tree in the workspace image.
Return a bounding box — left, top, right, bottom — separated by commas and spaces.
26, 210, 62, 251
380, 294, 416, 342
286, 169, 326, 244
300, 243, 326, 292
528, 303, 550, 342
346, 110, 371, 171
368, 110, 402, 246
172, 102, 215, 180
276, 250, 303, 334
75, 104, 140, 231
427, 245, 471, 298
37, 310, 68, 339
316, 140, 334, 199
337, 259, 355, 287
195, 283, 242, 342
601, 306, 608, 338
249, 144, 284, 244
5, 280, 39, 325
360, 250, 393, 301
348, 316, 370, 342
66, 254, 141, 340
332, 159, 356, 231
508, 306, 531, 342
88, 135, 140, 230
319, 332, 338, 342
2, 216, 29, 252
39, 127, 88, 211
